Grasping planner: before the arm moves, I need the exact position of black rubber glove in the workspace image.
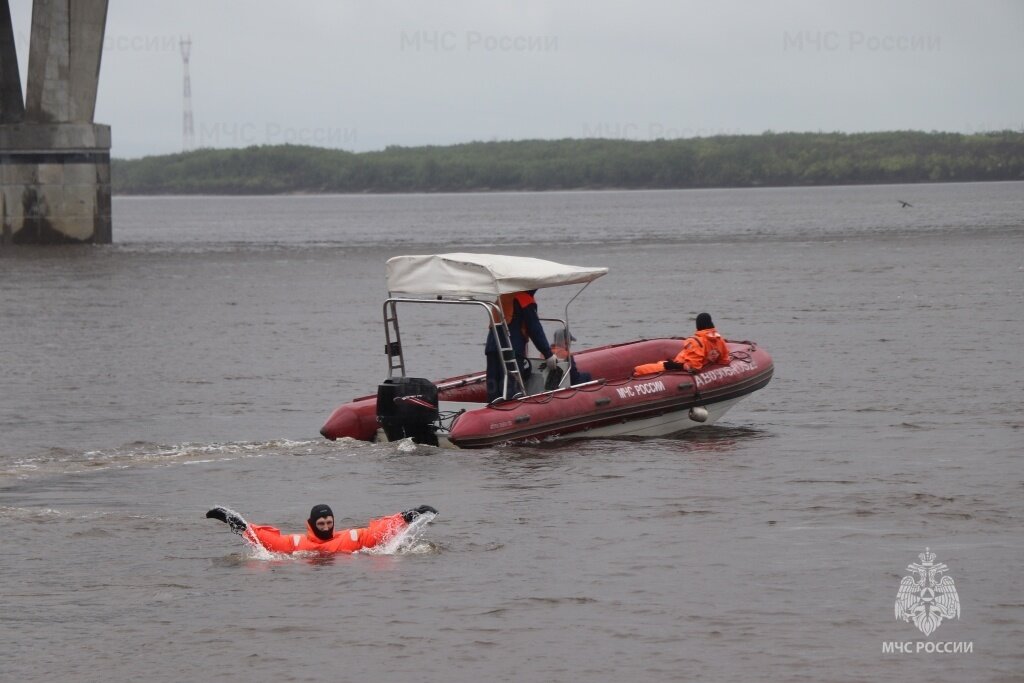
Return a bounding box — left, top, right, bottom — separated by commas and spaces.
401, 505, 438, 523
206, 506, 247, 535
663, 360, 685, 371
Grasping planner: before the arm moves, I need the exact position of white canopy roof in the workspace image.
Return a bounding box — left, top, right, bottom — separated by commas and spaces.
386, 253, 608, 299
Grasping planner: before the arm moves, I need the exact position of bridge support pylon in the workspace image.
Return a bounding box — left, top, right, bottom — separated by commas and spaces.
1, 0, 112, 245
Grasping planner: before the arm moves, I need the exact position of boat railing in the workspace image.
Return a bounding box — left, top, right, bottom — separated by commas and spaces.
382, 296, 528, 400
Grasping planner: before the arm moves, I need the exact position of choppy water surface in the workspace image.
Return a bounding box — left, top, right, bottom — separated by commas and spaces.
1, 183, 1022, 682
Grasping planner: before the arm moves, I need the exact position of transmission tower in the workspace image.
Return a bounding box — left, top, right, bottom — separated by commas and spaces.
180, 37, 195, 152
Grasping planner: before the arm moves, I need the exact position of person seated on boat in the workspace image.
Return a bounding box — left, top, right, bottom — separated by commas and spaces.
634, 312, 730, 375
485, 289, 558, 401
552, 328, 592, 385
206, 503, 437, 554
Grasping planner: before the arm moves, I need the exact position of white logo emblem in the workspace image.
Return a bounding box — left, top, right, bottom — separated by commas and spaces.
895, 548, 960, 636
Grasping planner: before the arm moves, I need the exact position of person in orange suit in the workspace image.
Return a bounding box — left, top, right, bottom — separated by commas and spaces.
634, 312, 730, 375
206, 503, 437, 554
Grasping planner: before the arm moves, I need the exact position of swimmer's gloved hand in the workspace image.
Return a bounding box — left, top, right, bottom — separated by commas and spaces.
402, 505, 438, 523
206, 506, 247, 535
663, 360, 685, 371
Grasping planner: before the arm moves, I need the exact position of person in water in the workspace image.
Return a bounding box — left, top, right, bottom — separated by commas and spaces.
206, 503, 437, 554
485, 289, 557, 401
634, 312, 730, 375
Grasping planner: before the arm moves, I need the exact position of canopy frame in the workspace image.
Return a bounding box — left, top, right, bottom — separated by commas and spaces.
381, 253, 607, 401
385, 253, 608, 300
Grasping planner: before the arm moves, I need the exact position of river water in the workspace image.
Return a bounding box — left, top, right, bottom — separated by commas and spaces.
1, 183, 1021, 682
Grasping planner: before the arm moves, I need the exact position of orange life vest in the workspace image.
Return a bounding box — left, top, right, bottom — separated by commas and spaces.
243, 513, 407, 554
489, 291, 538, 355
494, 291, 536, 325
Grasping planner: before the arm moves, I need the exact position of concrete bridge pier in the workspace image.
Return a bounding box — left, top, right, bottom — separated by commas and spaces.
1, 0, 112, 244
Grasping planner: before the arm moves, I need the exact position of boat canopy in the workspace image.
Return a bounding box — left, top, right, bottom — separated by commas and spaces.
386, 253, 608, 299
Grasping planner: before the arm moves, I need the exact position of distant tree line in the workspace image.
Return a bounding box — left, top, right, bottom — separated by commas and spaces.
111, 131, 1024, 195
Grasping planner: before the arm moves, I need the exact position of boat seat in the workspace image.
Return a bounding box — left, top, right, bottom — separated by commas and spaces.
522, 358, 548, 395
520, 357, 571, 396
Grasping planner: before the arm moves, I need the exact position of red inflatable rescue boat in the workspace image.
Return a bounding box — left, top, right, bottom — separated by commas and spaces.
320, 254, 773, 448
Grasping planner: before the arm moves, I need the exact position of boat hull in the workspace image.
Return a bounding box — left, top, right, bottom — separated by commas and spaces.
320, 339, 773, 448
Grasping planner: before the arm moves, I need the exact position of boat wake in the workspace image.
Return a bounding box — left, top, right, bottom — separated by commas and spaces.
3, 438, 326, 480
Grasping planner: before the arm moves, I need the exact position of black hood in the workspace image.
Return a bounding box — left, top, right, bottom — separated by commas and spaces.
308, 504, 334, 541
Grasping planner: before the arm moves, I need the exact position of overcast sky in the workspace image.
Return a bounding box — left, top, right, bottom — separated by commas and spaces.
8, 0, 1024, 158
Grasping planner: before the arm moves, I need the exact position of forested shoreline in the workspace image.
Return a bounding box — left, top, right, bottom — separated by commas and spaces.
112, 131, 1024, 195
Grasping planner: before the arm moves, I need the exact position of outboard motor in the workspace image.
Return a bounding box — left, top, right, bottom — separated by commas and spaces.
376, 377, 440, 445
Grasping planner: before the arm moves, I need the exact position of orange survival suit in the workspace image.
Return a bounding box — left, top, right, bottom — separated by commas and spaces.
243, 513, 407, 554
634, 327, 730, 375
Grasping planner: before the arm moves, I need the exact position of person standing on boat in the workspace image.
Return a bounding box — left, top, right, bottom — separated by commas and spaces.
485, 290, 557, 401
634, 312, 730, 375
206, 503, 437, 555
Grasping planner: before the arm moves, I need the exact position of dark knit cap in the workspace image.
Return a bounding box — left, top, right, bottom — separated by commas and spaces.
696, 312, 714, 330
308, 504, 334, 540
308, 504, 333, 524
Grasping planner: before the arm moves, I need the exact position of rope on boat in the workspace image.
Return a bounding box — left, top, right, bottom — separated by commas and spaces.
484, 345, 761, 412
